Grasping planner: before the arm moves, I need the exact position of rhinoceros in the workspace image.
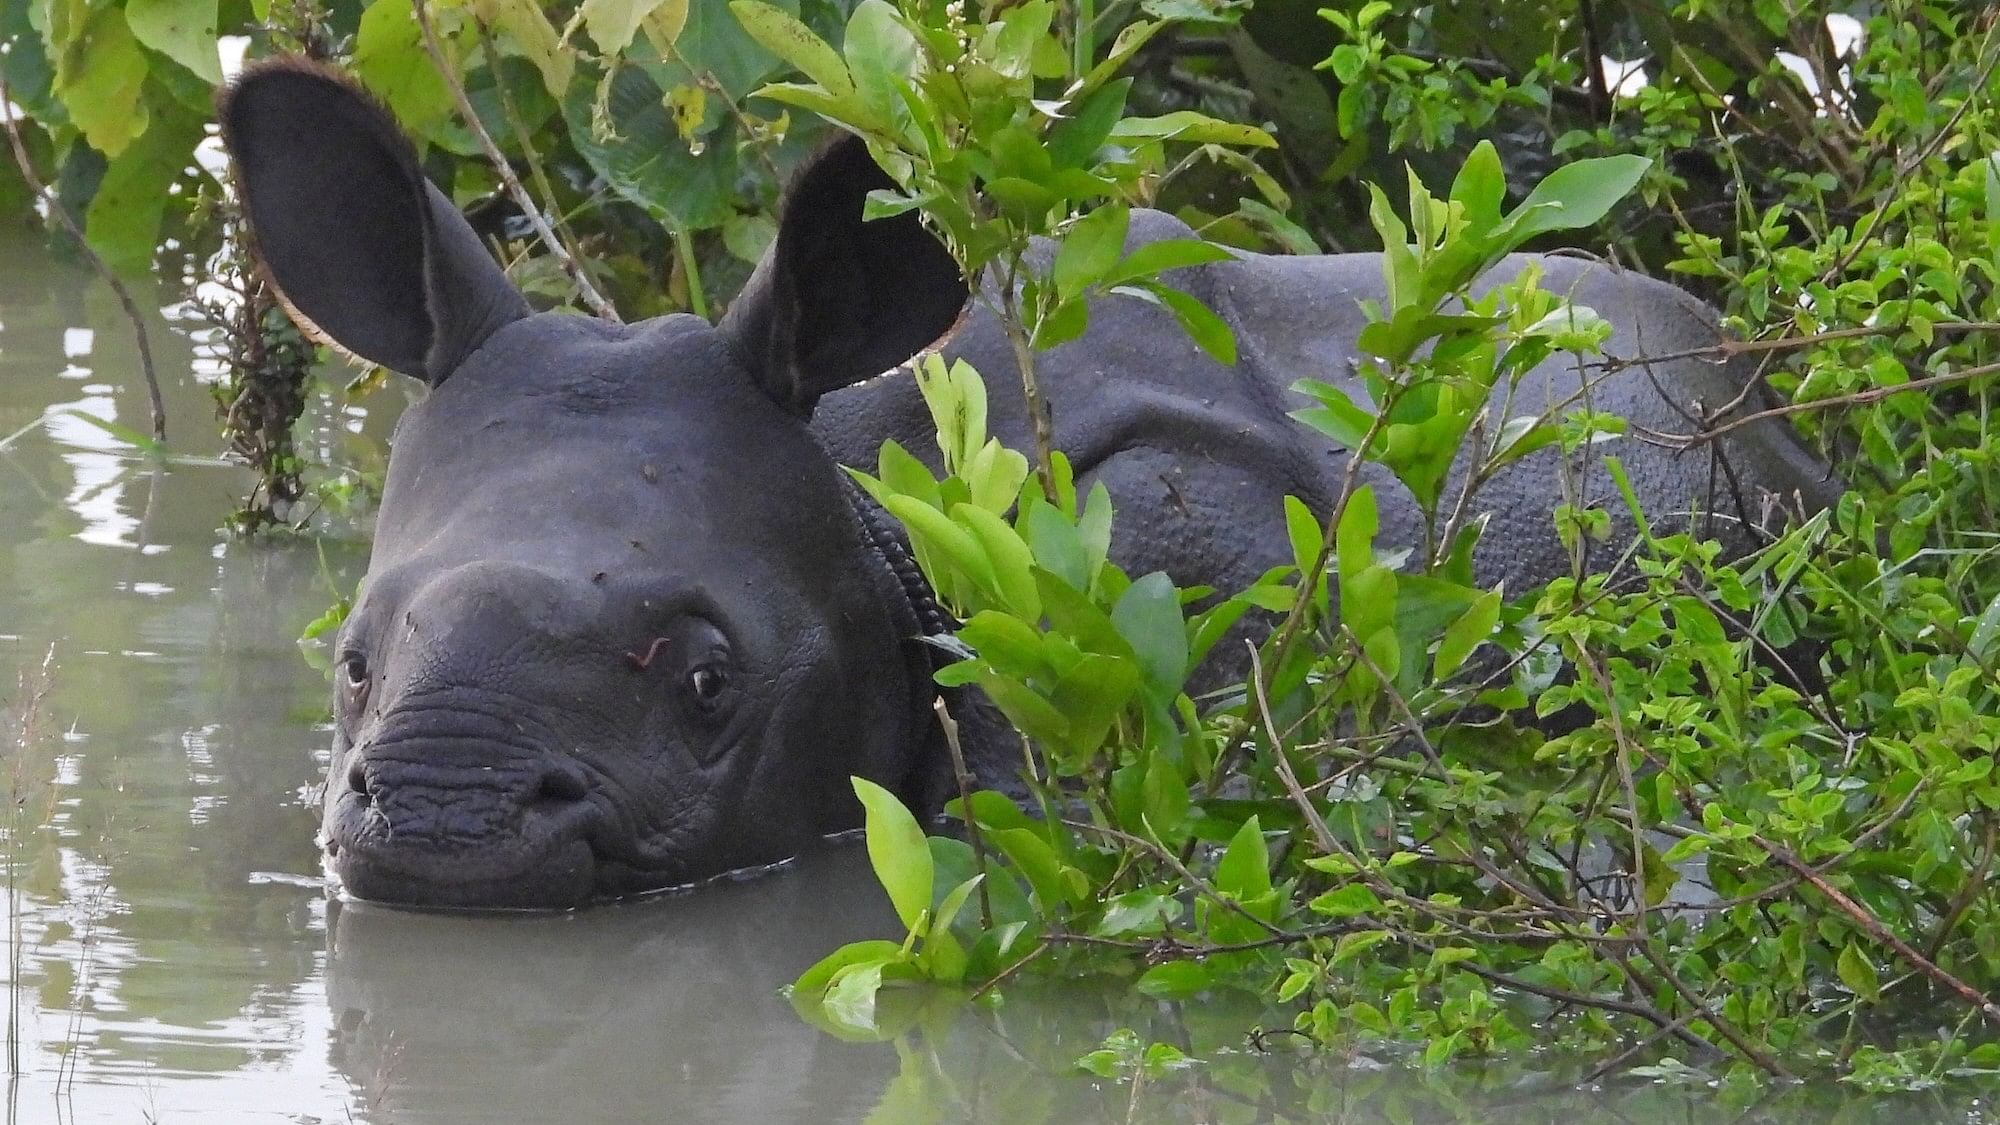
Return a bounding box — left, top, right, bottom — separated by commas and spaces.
219, 59, 1837, 908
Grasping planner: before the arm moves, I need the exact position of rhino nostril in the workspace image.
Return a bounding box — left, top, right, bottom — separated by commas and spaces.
536, 763, 589, 805
347, 760, 371, 804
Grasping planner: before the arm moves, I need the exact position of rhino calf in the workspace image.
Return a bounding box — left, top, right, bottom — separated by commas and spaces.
220, 59, 1837, 909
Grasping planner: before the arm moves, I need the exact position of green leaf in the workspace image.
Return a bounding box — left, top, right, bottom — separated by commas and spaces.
563, 67, 733, 230
1047, 78, 1129, 168
1289, 379, 1377, 450
1838, 942, 1881, 1002
1092, 891, 1180, 937
885, 493, 997, 605
1133, 281, 1237, 364
1492, 414, 1561, 468
126, 0, 220, 85
1112, 110, 1276, 148
1214, 815, 1271, 902
53, 6, 151, 157
989, 826, 1073, 912
54, 408, 165, 455
976, 670, 1071, 747
1284, 495, 1323, 582
1237, 199, 1319, 254
668, 0, 788, 98
729, 0, 854, 99
852, 777, 933, 933
1021, 500, 1088, 590
822, 960, 888, 1034
792, 939, 905, 1002
1079, 19, 1162, 92
1105, 237, 1233, 286
1308, 882, 1382, 918
930, 873, 985, 937
843, 0, 917, 135
1433, 589, 1500, 679
474, 0, 573, 97
1110, 571, 1188, 694
85, 103, 199, 274
1053, 204, 1129, 300
1136, 960, 1214, 999
1326, 43, 1364, 84
580, 0, 682, 56
954, 503, 1040, 618
1448, 139, 1503, 235
1503, 154, 1652, 243
1334, 484, 1378, 585
352, 0, 458, 139
1331, 929, 1391, 965
956, 611, 1048, 679
948, 788, 1042, 836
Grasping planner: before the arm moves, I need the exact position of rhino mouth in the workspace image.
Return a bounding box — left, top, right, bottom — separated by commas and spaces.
324, 778, 612, 911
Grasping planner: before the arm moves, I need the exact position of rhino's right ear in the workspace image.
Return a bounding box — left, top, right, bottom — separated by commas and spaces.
720, 134, 968, 416
217, 59, 529, 385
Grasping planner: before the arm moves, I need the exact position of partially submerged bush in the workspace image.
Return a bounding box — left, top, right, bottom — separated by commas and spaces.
783, 0, 2000, 1092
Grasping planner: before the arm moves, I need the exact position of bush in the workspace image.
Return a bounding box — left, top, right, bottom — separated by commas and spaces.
3, 0, 1996, 1090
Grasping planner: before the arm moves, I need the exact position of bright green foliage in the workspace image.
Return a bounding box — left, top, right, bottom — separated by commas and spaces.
791, 5, 2000, 1092
1290, 141, 1642, 544
728, 0, 1276, 490
5, 0, 2000, 1096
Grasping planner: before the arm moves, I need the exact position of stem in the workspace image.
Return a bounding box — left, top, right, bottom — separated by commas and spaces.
995, 262, 1059, 501
1757, 832, 2000, 1029
934, 698, 994, 930
673, 226, 709, 321
0, 88, 166, 442
411, 0, 621, 322
1641, 358, 2000, 451
478, 24, 593, 265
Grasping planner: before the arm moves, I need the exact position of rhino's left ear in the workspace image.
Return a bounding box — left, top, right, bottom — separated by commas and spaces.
218, 58, 530, 386
721, 134, 968, 415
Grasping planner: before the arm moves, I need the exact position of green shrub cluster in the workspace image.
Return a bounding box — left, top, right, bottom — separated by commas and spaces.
3, 0, 1996, 1091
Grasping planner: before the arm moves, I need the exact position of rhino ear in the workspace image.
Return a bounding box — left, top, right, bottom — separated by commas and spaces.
721, 134, 967, 415
217, 59, 529, 386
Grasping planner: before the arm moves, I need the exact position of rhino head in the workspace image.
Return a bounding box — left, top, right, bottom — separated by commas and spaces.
221, 60, 970, 908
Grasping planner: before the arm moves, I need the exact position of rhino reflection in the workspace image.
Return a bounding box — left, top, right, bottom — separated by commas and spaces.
324, 851, 898, 1123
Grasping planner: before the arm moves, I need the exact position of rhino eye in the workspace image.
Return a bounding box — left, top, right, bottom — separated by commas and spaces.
338, 653, 371, 716
687, 665, 729, 713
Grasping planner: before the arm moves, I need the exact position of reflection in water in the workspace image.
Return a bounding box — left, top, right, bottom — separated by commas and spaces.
0, 230, 1990, 1125
324, 855, 899, 1123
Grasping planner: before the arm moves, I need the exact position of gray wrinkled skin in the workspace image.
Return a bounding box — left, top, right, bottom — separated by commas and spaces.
221, 60, 1837, 910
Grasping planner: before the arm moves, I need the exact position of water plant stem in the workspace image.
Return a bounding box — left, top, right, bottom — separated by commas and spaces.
0, 85, 166, 443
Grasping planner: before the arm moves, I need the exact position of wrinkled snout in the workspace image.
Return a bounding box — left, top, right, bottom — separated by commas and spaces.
326, 703, 603, 910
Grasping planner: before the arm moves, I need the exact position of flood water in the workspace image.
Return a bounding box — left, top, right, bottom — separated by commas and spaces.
0, 230, 1991, 1123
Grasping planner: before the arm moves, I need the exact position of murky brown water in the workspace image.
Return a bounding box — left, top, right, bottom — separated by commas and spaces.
0, 230, 1991, 1123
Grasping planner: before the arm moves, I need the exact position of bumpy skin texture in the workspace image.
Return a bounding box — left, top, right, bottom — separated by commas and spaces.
222, 60, 1837, 910
820, 210, 1841, 671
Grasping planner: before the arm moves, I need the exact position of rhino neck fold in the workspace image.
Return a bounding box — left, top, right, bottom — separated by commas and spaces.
838, 471, 954, 800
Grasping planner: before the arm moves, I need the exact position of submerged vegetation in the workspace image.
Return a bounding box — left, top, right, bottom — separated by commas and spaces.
2, 0, 1998, 1098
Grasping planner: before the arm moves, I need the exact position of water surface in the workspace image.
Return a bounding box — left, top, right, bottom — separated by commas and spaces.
0, 231, 1989, 1123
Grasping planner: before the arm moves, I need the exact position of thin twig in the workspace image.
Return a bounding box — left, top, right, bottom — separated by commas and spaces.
1643, 359, 2000, 451
410, 0, 620, 322
1586, 321, 2000, 375
0, 85, 167, 441
967, 939, 1048, 1001
935, 697, 994, 929
1755, 833, 2000, 1028
1245, 643, 1338, 856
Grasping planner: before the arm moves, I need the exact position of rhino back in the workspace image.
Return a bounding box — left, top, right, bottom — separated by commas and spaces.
814, 212, 1838, 605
